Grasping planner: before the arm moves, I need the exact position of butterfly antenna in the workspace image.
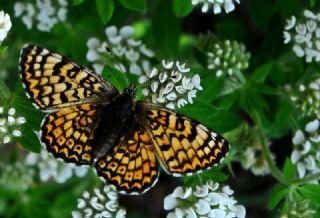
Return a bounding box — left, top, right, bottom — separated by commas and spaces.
105, 47, 129, 86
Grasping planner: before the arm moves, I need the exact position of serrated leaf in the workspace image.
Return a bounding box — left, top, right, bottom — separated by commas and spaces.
299, 184, 320, 203
275, 100, 294, 128
282, 158, 296, 182
173, 0, 193, 17
95, 0, 114, 24
248, 62, 273, 84
102, 65, 128, 92
119, 0, 146, 12
267, 185, 287, 209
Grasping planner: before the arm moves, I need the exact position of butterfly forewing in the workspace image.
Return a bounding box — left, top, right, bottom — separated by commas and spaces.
136, 101, 229, 176
41, 103, 101, 165
95, 123, 159, 194
19, 44, 118, 111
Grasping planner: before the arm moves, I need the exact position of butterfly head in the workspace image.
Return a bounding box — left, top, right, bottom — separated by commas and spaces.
123, 83, 136, 97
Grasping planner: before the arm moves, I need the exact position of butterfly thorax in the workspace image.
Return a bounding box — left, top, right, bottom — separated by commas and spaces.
92, 91, 135, 162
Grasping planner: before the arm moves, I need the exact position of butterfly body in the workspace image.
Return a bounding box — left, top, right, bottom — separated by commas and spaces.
19, 44, 230, 195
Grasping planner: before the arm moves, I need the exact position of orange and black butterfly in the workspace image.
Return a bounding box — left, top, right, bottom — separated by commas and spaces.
19, 44, 229, 195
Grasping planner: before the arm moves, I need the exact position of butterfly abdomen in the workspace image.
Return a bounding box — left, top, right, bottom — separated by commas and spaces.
92, 93, 135, 161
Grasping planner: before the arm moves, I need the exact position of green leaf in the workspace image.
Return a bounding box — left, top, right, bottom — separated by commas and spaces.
183, 169, 228, 187
198, 73, 225, 102
95, 0, 114, 24
267, 185, 287, 209
282, 158, 296, 182
248, 62, 274, 84
72, 0, 85, 5
102, 65, 128, 92
178, 100, 242, 132
119, 0, 146, 12
16, 124, 42, 152
173, 0, 193, 17
151, 1, 181, 57
0, 80, 11, 99
275, 100, 294, 128
239, 87, 268, 116
299, 184, 320, 204
0, 45, 8, 53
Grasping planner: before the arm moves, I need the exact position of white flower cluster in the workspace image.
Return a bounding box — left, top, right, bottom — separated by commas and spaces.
0, 107, 26, 145
86, 26, 154, 75
164, 182, 246, 218
290, 78, 320, 119
284, 10, 320, 62
207, 40, 250, 77
291, 119, 320, 183
240, 146, 273, 176
139, 60, 202, 109
25, 149, 88, 183
72, 185, 126, 218
0, 10, 12, 43
0, 162, 34, 192
191, 0, 240, 14
14, 0, 68, 32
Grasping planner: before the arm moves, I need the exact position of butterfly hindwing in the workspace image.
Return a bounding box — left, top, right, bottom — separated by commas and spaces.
41, 103, 101, 165
19, 44, 118, 111
136, 101, 229, 176
95, 122, 159, 195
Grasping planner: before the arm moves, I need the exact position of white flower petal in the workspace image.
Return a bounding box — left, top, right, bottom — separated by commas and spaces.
305, 119, 319, 133
195, 199, 211, 215
120, 26, 134, 38
292, 130, 305, 145
285, 16, 296, 30
164, 195, 178, 210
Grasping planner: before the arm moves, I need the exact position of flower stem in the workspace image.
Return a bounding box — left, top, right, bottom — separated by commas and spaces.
291, 172, 320, 185
255, 113, 286, 184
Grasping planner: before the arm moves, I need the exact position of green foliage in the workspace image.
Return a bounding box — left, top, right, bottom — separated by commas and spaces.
0, 0, 320, 217
95, 0, 114, 24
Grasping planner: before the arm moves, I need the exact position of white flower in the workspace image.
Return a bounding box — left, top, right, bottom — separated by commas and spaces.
139, 60, 202, 109
164, 183, 245, 218
72, 185, 126, 218
0, 162, 34, 191
0, 10, 12, 42
191, 0, 240, 14
86, 25, 154, 75
205, 39, 250, 77
0, 106, 25, 144
284, 10, 320, 62
290, 119, 320, 183
25, 149, 88, 183
14, 0, 68, 32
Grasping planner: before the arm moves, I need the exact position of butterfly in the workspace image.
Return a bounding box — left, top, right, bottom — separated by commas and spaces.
19, 44, 230, 195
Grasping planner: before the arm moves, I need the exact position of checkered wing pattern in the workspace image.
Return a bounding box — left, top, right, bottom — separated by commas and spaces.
41, 103, 100, 165
136, 101, 229, 176
19, 44, 118, 111
95, 123, 159, 194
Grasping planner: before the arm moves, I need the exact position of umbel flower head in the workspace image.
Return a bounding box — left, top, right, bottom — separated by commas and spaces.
289, 77, 320, 119
234, 124, 274, 176
0, 161, 35, 192
280, 199, 315, 218
283, 10, 320, 62
291, 119, 320, 183
0, 106, 26, 145
25, 149, 88, 183
72, 185, 126, 218
164, 182, 246, 218
0, 10, 12, 43
14, 0, 68, 32
86, 25, 154, 75
139, 60, 203, 109
191, 0, 240, 14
